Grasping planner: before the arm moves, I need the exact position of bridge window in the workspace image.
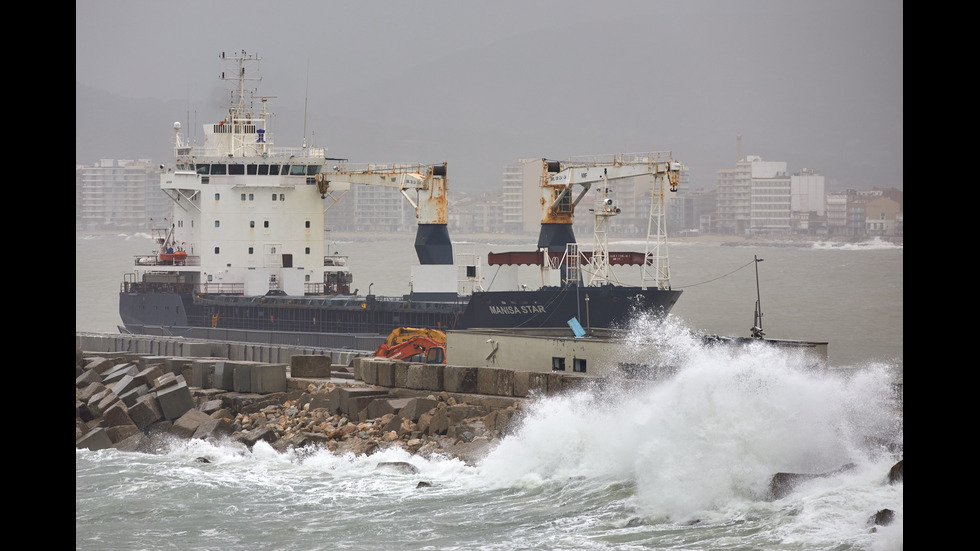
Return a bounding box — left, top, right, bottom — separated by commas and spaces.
269, 165, 280, 175
210, 164, 226, 175
258, 164, 269, 175
247, 165, 257, 175
289, 165, 307, 176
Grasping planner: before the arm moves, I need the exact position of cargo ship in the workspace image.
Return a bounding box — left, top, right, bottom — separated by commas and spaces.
119, 51, 683, 350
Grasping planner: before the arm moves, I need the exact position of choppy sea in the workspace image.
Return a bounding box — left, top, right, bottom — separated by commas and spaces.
76, 233, 903, 550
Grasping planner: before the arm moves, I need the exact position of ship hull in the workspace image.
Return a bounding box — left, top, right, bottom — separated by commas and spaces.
118, 285, 681, 346
456, 286, 681, 330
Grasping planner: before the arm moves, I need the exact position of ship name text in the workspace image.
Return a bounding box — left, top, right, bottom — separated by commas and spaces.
489, 305, 547, 315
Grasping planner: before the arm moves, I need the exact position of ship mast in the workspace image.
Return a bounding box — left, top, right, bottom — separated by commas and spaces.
218, 50, 271, 158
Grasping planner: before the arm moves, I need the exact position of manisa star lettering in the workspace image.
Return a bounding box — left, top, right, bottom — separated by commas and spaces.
489, 305, 547, 315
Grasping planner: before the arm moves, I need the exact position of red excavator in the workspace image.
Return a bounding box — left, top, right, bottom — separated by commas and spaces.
374, 327, 447, 364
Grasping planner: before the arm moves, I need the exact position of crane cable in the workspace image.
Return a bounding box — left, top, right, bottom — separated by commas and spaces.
674, 259, 756, 289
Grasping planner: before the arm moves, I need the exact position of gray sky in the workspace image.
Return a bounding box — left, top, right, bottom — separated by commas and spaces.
76, 0, 903, 192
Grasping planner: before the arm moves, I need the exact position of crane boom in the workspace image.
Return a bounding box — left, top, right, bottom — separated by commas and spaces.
537, 152, 680, 253
315, 162, 452, 264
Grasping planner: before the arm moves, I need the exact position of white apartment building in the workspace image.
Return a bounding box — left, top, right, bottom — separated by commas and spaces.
716, 156, 826, 235
76, 159, 167, 231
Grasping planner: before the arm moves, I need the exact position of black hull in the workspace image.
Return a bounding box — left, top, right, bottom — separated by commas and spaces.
456, 286, 680, 330
119, 285, 680, 346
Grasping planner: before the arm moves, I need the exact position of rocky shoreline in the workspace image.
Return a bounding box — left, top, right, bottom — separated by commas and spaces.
76, 347, 902, 526
75, 349, 523, 464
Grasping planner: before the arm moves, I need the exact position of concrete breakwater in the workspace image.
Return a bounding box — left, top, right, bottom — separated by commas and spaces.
76, 333, 902, 520
74, 340, 603, 463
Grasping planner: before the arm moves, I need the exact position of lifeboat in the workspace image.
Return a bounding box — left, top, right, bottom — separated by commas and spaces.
160, 250, 188, 264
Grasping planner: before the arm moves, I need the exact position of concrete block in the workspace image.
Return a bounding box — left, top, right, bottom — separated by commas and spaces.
96, 391, 120, 416
477, 367, 514, 397
250, 364, 287, 394
106, 424, 142, 443
406, 364, 424, 389
513, 371, 530, 397
77, 428, 113, 451
76, 369, 101, 388
337, 387, 389, 418
192, 417, 235, 441
162, 357, 191, 376
367, 397, 412, 419
546, 373, 564, 394
306, 392, 332, 413
191, 361, 216, 388
394, 362, 410, 388
360, 359, 379, 385
154, 372, 180, 390
526, 372, 550, 395
136, 364, 165, 387
234, 363, 252, 392
399, 397, 438, 422
376, 361, 396, 387
119, 384, 149, 407
444, 366, 478, 394
214, 361, 236, 391
157, 380, 194, 420
78, 382, 106, 403
111, 374, 142, 398
421, 364, 444, 391
137, 356, 170, 371
290, 355, 332, 378
129, 395, 163, 430
103, 401, 134, 428
170, 409, 211, 439
83, 357, 115, 375
103, 364, 139, 385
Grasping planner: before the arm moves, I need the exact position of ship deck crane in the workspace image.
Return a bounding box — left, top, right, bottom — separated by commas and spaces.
315, 162, 452, 265
493, 152, 682, 290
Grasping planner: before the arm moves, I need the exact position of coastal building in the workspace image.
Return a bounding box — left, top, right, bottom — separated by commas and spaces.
500, 158, 545, 236
791, 169, 826, 215
74, 153, 899, 241
864, 196, 901, 237
716, 156, 837, 237
449, 191, 504, 235
76, 159, 168, 232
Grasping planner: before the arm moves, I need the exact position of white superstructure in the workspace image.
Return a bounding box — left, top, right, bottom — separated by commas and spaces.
149, 51, 334, 297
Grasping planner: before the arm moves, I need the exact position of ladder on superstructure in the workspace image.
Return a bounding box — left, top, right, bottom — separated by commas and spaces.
642, 171, 672, 290
564, 243, 581, 286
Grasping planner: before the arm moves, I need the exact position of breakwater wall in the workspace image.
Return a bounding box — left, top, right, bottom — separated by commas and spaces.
75, 332, 370, 367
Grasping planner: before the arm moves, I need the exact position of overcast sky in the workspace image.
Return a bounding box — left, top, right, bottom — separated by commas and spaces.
76, 0, 903, 192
